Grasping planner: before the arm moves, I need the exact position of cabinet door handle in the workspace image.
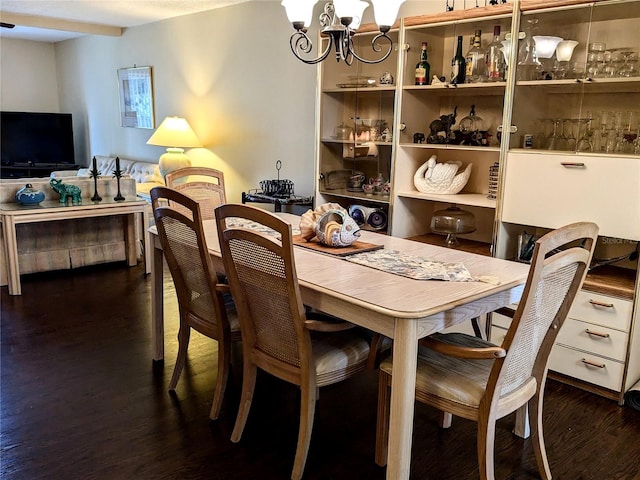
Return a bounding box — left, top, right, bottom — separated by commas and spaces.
589, 299, 614, 308
560, 162, 586, 168
585, 328, 610, 339
581, 358, 606, 369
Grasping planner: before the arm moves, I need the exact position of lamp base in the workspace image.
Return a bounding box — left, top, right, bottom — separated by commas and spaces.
159, 148, 191, 179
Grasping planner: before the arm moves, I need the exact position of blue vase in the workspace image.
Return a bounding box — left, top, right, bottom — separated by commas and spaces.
15, 184, 45, 205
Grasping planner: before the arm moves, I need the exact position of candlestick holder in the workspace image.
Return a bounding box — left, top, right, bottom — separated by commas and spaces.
90, 159, 102, 202
113, 162, 125, 201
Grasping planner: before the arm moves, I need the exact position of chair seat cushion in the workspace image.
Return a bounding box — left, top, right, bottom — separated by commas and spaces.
380, 333, 497, 409
311, 331, 370, 387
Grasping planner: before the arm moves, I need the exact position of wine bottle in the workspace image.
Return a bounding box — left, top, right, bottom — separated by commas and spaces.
485, 25, 506, 81
415, 42, 431, 85
451, 35, 466, 85
465, 29, 486, 83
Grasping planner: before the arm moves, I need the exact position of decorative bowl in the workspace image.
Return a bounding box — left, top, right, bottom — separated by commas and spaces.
15, 184, 45, 205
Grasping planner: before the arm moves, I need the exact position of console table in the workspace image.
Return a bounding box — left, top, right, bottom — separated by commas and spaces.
0, 199, 151, 295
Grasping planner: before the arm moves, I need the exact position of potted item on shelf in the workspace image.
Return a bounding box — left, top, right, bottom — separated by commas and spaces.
15, 183, 45, 205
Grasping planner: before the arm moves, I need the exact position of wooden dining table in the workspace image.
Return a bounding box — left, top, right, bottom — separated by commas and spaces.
149, 212, 530, 480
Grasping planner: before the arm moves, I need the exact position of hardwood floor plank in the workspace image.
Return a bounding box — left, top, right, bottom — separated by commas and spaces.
2, 264, 639, 479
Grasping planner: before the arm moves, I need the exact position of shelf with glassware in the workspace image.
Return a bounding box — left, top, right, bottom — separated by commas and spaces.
509, 2, 640, 154
493, 0, 640, 404
315, 29, 400, 233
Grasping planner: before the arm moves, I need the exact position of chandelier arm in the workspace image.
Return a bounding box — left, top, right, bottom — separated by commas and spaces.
347, 32, 393, 65
289, 31, 334, 65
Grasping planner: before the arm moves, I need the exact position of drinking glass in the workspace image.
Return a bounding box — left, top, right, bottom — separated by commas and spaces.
576, 113, 595, 152
616, 111, 639, 154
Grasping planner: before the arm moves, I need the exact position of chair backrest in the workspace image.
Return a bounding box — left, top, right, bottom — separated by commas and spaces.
151, 186, 226, 338
165, 166, 227, 220
215, 204, 312, 378
485, 222, 598, 406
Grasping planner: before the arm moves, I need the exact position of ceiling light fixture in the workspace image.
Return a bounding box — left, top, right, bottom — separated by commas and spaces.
281, 0, 405, 65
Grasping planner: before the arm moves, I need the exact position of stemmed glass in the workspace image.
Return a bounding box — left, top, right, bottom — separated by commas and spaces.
616, 111, 639, 154
576, 112, 596, 152
563, 118, 577, 151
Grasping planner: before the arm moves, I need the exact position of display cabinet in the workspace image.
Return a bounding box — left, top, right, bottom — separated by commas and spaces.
495, 0, 640, 404
313, 0, 639, 403
315, 30, 400, 232
391, 9, 513, 254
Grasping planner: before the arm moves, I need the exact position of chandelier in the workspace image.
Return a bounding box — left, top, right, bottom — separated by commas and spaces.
281, 0, 405, 65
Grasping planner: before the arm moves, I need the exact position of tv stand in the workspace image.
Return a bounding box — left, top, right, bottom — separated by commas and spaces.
0, 163, 80, 179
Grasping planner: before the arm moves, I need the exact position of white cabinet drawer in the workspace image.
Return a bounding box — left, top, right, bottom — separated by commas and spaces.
556, 318, 628, 362
569, 291, 633, 332
549, 344, 624, 392
501, 152, 640, 241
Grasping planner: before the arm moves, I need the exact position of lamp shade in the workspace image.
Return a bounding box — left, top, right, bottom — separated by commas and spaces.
147, 116, 202, 148
281, 0, 318, 28
333, 0, 369, 25
371, 0, 405, 28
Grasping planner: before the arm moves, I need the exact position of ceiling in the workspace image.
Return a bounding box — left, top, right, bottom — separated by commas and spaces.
0, 0, 250, 43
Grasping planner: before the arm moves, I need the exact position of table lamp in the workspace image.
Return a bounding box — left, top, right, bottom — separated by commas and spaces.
146, 116, 202, 179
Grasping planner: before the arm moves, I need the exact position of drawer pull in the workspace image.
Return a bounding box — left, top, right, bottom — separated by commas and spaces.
581, 358, 606, 369
585, 329, 610, 339
589, 299, 614, 309
560, 162, 585, 168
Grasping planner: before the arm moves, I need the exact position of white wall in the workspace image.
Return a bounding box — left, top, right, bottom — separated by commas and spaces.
53, 1, 324, 204
2, 1, 439, 204
0, 38, 60, 112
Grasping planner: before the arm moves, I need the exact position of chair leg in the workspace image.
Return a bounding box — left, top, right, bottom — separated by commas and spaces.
209, 338, 231, 420
291, 381, 317, 480
530, 391, 552, 480
375, 369, 391, 466
231, 361, 257, 443
477, 414, 497, 480
168, 325, 191, 391
367, 333, 383, 370
439, 411, 453, 429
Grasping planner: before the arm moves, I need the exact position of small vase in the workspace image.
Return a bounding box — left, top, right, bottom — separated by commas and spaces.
15, 183, 45, 205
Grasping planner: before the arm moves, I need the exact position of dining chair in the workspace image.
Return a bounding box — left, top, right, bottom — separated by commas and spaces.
375, 221, 598, 480
215, 203, 371, 480
165, 166, 226, 220
150, 186, 241, 420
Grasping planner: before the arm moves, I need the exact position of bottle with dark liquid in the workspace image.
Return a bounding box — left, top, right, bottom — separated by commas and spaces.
415, 42, 431, 85
451, 35, 466, 84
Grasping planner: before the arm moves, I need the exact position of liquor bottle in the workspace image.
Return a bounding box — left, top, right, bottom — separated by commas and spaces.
415, 42, 431, 85
451, 35, 466, 85
485, 25, 506, 81
465, 29, 486, 83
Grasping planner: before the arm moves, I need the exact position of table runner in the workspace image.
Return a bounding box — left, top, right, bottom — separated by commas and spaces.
345, 248, 500, 284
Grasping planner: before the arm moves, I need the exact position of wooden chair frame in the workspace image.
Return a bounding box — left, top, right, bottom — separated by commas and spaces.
151, 186, 240, 420
165, 166, 226, 220
376, 222, 599, 480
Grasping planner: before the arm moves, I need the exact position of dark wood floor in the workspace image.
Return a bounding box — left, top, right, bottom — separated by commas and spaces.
2, 263, 640, 480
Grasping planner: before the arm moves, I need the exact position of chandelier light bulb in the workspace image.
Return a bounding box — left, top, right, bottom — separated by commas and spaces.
371, 0, 405, 31
281, 0, 319, 29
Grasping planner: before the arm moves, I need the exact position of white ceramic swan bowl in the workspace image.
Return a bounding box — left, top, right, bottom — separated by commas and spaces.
413, 155, 472, 194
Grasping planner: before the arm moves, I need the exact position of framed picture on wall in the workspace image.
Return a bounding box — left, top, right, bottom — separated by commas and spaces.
117, 66, 155, 129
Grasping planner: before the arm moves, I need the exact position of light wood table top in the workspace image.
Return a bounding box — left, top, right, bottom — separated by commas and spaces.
149, 212, 530, 480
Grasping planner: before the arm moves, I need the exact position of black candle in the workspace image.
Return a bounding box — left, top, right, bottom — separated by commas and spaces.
115, 156, 120, 172
92, 156, 97, 173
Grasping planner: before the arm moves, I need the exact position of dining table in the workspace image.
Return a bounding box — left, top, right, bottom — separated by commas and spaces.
149, 212, 530, 480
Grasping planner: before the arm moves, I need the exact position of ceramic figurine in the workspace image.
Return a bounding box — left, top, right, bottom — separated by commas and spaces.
15, 183, 45, 205
299, 203, 361, 247
49, 178, 82, 204
413, 155, 472, 194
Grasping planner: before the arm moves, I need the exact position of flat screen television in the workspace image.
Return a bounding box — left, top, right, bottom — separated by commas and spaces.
1, 111, 76, 167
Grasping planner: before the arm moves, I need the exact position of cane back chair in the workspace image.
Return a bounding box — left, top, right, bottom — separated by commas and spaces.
165, 166, 226, 220
376, 222, 598, 480
151, 186, 241, 420
215, 203, 370, 480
